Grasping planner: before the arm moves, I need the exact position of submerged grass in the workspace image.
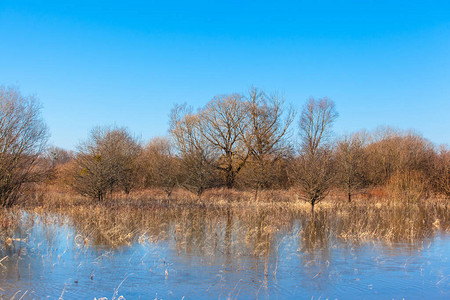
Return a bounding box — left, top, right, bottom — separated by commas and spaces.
2, 187, 448, 256
0, 187, 448, 299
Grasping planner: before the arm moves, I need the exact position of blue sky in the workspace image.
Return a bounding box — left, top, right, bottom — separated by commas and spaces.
1, 1, 449, 149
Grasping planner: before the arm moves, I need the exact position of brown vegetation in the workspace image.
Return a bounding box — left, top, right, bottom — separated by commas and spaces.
199, 94, 248, 188
335, 132, 367, 202
242, 88, 295, 195
3, 188, 448, 253
0, 87, 49, 207
137, 137, 180, 197
0, 86, 449, 211
69, 126, 141, 201
292, 97, 338, 213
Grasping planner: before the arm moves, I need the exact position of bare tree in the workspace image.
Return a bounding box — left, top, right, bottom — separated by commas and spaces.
299, 97, 338, 155
295, 148, 335, 212
170, 104, 219, 197
335, 132, 367, 202
139, 137, 180, 198
199, 94, 248, 188
46, 146, 73, 167
242, 88, 295, 196
71, 126, 141, 200
0, 87, 48, 207
293, 97, 338, 214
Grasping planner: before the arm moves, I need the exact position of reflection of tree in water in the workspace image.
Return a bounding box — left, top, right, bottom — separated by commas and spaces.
297, 212, 333, 292
299, 211, 331, 252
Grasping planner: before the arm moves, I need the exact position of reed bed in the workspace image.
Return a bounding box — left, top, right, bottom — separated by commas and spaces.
2, 188, 448, 257
1, 189, 449, 299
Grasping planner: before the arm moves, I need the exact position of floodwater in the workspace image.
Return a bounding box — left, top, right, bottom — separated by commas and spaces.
0, 205, 449, 299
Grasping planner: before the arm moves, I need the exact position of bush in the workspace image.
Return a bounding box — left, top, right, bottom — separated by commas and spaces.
385, 171, 428, 202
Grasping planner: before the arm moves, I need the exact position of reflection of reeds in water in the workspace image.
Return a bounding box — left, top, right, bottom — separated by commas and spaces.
1, 192, 449, 300
0, 207, 33, 250
2, 191, 450, 257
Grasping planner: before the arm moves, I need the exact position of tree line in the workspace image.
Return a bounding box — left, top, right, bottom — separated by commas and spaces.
1, 86, 449, 210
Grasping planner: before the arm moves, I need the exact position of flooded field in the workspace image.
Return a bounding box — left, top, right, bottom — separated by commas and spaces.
1, 202, 449, 299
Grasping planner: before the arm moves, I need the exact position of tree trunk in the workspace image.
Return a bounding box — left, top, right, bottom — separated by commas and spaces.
197, 187, 204, 200
225, 170, 235, 189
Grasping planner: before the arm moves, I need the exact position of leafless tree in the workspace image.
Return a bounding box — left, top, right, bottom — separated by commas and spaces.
295, 148, 335, 212
335, 132, 367, 202
242, 88, 295, 196
0, 87, 48, 207
71, 126, 141, 200
299, 97, 338, 155
293, 97, 338, 214
199, 94, 248, 188
170, 104, 219, 196
46, 146, 74, 167
139, 137, 180, 197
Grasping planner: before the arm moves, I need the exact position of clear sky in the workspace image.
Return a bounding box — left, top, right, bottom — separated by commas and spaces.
1, 1, 449, 149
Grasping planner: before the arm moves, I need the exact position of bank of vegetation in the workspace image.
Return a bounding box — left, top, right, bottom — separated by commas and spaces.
0, 86, 449, 213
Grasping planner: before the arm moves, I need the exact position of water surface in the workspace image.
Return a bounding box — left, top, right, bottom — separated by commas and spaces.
1, 205, 449, 299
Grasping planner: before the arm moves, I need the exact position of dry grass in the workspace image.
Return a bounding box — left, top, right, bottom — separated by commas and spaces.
2, 186, 449, 255
22, 186, 314, 211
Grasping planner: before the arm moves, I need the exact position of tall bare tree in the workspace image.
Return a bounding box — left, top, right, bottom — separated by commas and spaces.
299, 97, 338, 155
242, 88, 295, 195
0, 87, 48, 207
199, 94, 248, 188
294, 97, 338, 214
170, 104, 219, 196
